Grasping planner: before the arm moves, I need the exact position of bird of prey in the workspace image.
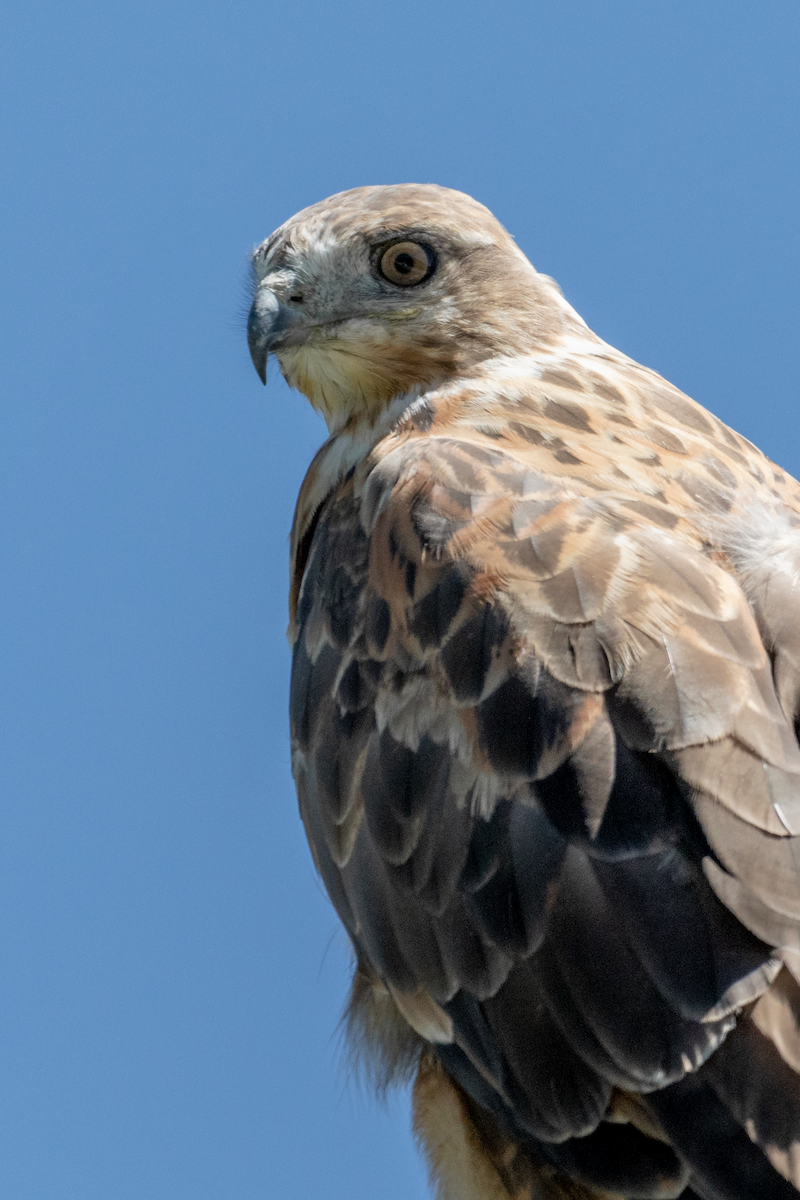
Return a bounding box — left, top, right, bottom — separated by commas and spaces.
247, 185, 800, 1200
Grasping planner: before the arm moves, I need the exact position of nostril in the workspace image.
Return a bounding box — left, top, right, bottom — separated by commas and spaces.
289, 294, 304, 304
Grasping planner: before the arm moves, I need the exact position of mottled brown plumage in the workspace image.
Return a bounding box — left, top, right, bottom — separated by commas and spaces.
248, 184, 800, 1199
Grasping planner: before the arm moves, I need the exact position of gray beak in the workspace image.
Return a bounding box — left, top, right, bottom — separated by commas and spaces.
247, 287, 305, 385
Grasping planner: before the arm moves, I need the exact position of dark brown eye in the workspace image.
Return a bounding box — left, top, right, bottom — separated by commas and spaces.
378, 241, 435, 286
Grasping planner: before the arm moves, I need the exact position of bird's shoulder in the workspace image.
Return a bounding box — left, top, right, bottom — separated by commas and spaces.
385, 340, 800, 525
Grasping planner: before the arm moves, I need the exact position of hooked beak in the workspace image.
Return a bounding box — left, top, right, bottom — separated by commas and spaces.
247, 286, 306, 384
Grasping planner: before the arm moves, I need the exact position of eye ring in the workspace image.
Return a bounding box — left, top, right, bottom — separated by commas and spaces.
377, 240, 436, 287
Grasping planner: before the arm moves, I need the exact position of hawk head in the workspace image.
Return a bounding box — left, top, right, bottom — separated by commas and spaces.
247, 184, 571, 431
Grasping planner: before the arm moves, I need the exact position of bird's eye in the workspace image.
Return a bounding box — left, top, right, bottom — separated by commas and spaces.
378, 241, 435, 287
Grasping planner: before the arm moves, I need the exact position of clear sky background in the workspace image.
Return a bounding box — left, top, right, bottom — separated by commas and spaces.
2, 2, 799, 1197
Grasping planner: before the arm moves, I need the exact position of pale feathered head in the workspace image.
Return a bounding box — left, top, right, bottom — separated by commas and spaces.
247, 184, 573, 431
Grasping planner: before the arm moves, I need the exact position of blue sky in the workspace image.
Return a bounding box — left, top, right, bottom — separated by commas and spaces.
2, 2, 799, 1197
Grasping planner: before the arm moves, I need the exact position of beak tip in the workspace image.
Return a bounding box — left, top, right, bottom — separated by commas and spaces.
247, 329, 268, 384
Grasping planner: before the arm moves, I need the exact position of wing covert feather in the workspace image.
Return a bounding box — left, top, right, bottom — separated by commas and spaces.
291, 428, 800, 1198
